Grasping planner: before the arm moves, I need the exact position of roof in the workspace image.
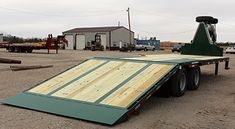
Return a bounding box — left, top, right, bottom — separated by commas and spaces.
63, 26, 133, 33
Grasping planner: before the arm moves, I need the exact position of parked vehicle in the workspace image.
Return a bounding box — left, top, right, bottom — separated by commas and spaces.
172, 43, 184, 52
135, 43, 155, 51
91, 34, 104, 51
225, 46, 235, 54
0, 34, 67, 54
119, 43, 135, 52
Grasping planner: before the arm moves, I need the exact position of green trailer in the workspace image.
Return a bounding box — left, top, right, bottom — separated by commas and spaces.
1, 16, 230, 125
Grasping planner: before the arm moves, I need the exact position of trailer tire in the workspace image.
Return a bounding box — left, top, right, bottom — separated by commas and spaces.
187, 66, 201, 90
15, 47, 21, 53
27, 49, 33, 53
170, 68, 187, 97
8, 46, 15, 52
100, 45, 104, 51
21, 49, 26, 53
91, 46, 95, 51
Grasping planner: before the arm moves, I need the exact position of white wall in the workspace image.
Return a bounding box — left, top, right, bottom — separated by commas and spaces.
111, 28, 134, 47
65, 35, 74, 49
76, 35, 85, 50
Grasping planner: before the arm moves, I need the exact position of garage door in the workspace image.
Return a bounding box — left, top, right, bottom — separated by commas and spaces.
65, 35, 74, 50
76, 35, 85, 50
101, 34, 106, 50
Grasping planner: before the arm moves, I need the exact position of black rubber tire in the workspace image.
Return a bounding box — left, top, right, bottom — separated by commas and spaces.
187, 66, 201, 90
100, 45, 104, 51
27, 49, 33, 53
170, 68, 187, 97
15, 47, 21, 53
21, 49, 26, 53
91, 46, 95, 51
8, 46, 15, 52
196, 16, 218, 24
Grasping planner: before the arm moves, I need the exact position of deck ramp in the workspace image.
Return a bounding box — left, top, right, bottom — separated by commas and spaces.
2, 57, 178, 125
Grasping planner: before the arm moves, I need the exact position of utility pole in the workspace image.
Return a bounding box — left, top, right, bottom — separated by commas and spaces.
127, 7, 132, 51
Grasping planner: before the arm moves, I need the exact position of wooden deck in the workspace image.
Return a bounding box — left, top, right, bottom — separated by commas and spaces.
28, 59, 107, 94
100, 64, 173, 107
28, 58, 174, 108
125, 54, 225, 61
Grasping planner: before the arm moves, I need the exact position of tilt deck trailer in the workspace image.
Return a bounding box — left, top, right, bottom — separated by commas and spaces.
1, 16, 230, 125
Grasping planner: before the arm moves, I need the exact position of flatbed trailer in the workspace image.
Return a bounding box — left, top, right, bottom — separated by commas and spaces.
0, 34, 67, 54
1, 16, 231, 125
0, 42, 56, 53
2, 54, 229, 125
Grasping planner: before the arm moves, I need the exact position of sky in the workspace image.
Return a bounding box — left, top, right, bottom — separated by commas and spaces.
0, 0, 235, 42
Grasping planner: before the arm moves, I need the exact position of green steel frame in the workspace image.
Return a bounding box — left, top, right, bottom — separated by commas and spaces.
182, 22, 223, 56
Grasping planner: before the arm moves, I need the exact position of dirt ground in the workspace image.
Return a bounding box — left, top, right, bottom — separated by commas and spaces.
0, 48, 234, 129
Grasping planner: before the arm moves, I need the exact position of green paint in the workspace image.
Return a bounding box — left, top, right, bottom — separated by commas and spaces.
2, 93, 128, 125
181, 23, 223, 56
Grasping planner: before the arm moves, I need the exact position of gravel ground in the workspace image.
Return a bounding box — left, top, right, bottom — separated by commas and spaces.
0, 48, 235, 129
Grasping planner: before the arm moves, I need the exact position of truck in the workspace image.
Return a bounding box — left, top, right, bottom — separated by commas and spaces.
135, 43, 155, 51
2, 16, 230, 125
171, 43, 185, 52
0, 34, 68, 54
225, 45, 235, 54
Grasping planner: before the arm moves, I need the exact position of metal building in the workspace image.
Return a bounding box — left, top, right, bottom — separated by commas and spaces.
0, 34, 3, 42
62, 26, 134, 50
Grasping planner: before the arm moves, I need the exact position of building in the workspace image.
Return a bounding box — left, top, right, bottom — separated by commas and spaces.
160, 41, 177, 47
135, 37, 160, 50
63, 26, 134, 50
0, 34, 3, 42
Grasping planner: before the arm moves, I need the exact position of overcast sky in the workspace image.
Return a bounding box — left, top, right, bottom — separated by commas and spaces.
0, 0, 235, 42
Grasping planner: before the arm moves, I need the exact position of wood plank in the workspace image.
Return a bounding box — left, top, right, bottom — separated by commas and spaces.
70, 62, 146, 102
28, 59, 106, 94
100, 64, 174, 108
52, 61, 126, 98
128, 54, 224, 62
126, 54, 211, 62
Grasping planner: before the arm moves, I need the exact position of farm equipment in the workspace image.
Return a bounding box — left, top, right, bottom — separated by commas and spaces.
91, 34, 104, 51
2, 16, 230, 125
0, 34, 68, 54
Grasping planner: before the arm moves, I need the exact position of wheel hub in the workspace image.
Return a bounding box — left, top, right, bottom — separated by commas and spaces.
180, 73, 186, 91
194, 70, 200, 86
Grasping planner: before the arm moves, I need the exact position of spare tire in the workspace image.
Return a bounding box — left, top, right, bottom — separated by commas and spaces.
196, 16, 218, 24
